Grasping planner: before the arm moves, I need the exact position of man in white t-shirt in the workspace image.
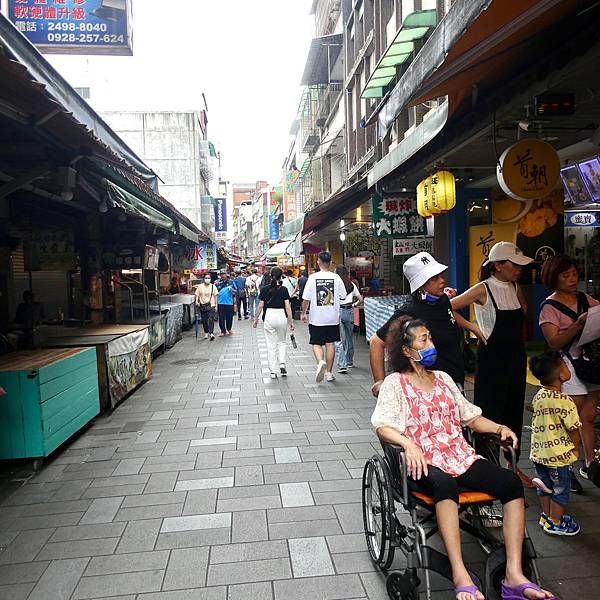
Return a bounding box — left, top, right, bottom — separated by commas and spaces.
301, 251, 347, 383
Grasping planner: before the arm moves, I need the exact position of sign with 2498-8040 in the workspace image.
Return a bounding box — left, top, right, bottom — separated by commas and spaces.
8, 0, 133, 56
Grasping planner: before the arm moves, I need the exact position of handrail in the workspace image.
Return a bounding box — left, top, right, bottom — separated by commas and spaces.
110, 277, 134, 322
120, 274, 150, 321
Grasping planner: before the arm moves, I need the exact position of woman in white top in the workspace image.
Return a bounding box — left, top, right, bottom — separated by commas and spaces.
335, 265, 363, 373
451, 242, 534, 486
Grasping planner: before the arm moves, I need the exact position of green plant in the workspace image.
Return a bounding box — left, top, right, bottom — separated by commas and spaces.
344, 227, 381, 256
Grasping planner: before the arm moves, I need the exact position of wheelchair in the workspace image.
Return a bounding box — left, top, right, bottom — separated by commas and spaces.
362, 434, 541, 600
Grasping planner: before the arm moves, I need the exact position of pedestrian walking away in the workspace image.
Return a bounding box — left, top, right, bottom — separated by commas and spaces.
335, 265, 362, 373
233, 269, 249, 320
282, 270, 299, 317
253, 267, 295, 379
246, 268, 261, 320
194, 275, 218, 340
538, 254, 600, 493
528, 351, 582, 536
370, 252, 483, 398
301, 251, 347, 383
215, 271, 237, 336
451, 241, 534, 487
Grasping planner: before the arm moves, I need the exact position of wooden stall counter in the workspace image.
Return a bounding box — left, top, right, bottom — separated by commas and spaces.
0, 348, 100, 460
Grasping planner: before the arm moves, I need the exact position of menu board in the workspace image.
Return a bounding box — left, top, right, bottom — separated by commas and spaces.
561, 165, 590, 206
579, 158, 600, 202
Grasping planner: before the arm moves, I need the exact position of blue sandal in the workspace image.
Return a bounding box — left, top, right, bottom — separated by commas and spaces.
455, 585, 481, 599
501, 581, 558, 599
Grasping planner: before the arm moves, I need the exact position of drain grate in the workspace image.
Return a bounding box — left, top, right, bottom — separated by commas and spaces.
173, 358, 209, 365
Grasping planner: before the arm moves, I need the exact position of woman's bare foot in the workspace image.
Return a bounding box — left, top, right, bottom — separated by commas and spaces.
454, 574, 484, 600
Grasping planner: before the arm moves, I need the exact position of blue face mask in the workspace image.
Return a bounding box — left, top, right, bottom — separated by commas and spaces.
416, 345, 438, 367
424, 293, 440, 304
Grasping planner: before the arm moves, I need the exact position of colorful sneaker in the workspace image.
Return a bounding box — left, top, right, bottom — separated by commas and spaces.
542, 515, 580, 536
538, 512, 551, 530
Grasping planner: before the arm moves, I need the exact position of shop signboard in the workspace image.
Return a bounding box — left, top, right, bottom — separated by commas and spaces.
497, 139, 560, 201
175, 242, 217, 274
214, 197, 227, 233
565, 211, 600, 227
268, 214, 280, 241
392, 237, 434, 256
468, 223, 517, 288
347, 256, 373, 279
24, 228, 76, 271
283, 169, 299, 222
371, 194, 426, 238
7, 0, 133, 56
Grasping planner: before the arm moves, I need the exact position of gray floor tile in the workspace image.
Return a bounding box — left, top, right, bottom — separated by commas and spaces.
207, 557, 291, 585
273, 574, 365, 600
289, 536, 335, 577
210, 540, 288, 564
0, 561, 49, 585
0, 529, 54, 564
28, 557, 89, 600
232, 509, 268, 543
85, 550, 169, 575
80, 497, 124, 524
36, 538, 119, 560
228, 581, 273, 600
162, 547, 209, 591
137, 586, 226, 600
72, 569, 164, 599
161, 513, 231, 533
116, 518, 162, 553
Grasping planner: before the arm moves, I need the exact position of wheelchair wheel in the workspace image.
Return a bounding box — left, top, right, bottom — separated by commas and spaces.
386, 570, 419, 600
362, 455, 395, 570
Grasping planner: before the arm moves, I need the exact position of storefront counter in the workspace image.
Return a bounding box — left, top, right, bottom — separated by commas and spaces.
0, 348, 100, 459
160, 294, 195, 329
151, 302, 184, 348
41, 324, 152, 411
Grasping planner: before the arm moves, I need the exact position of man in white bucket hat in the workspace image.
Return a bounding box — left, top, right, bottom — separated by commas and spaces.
370, 252, 483, 397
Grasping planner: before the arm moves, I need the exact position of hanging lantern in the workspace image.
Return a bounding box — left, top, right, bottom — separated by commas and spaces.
417, 176, 433, 218
430, 170, 456, 213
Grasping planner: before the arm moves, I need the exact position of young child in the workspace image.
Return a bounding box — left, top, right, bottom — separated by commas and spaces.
529, 351, 582, 536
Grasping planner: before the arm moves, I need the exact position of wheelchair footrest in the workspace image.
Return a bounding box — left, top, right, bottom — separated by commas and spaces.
422, 546, 483, 590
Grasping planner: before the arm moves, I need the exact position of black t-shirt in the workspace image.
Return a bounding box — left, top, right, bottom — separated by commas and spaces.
298, 275, 308, 297
259, 285, 290, 320
376, 294, 464, 385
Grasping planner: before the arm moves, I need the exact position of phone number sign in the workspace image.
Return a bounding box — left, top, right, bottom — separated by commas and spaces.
8, 0, 133, 56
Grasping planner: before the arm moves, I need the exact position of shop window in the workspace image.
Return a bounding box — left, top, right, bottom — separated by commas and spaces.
467, 197, 491, 227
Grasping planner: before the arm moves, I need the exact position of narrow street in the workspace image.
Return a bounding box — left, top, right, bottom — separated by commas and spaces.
0, 323, 598, 600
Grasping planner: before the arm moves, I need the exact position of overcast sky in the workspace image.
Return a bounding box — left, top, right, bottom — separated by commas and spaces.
48, 0, 314, 185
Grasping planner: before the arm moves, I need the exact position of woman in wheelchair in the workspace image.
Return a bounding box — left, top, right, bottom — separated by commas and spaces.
371, 317, 555, 600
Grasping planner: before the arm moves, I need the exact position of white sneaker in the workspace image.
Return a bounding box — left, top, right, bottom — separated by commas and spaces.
270, 373, 277, 379
325, 372, 335, 382
315, 360, 327, 383
204, 333, 209, 339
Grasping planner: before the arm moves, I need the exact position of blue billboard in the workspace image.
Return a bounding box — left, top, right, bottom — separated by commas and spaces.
7, 0, 133, 56
214, 197, 227, 233
268, 214, 280, 241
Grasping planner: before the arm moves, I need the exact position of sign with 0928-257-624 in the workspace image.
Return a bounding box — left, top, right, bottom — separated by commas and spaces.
8, 0, 133, 56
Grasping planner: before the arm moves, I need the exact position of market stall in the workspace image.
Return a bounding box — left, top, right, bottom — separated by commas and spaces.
41, 324, 152, 411
160, 294, 195, 330
0, 348, 100, 460
151, 302, 184, 349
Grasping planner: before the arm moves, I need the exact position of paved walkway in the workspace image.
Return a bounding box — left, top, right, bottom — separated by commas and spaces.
0, 320, 598, 599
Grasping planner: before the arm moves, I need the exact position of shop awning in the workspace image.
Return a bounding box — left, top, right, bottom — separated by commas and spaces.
264, 240, 296, 260
303, 177, 368, 235
301, 34, 343, 86
377, 0, 588, 137
103, 179, 176, 233
362, 9, 437, 99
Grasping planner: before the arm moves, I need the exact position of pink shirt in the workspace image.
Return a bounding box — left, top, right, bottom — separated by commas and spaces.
539, 294, 599, 357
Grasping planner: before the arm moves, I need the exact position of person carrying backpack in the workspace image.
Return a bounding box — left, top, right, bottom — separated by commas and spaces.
246, 268, 260, 320
232, 269, 248, 320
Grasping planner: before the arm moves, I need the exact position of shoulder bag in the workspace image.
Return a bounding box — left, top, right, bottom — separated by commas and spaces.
541, 292, 600, 384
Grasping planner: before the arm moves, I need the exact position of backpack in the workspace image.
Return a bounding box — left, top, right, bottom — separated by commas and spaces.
247, 276, 258, 297
541, 292, 600, 384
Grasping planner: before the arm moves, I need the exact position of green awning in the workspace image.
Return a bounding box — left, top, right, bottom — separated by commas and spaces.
208, 142, 218, 158
298, 158, 312, 178
103, 179, 176, 232
362, 9, 437, 99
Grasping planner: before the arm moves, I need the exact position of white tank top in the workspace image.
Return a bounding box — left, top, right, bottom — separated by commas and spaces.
474, 277, 521, 340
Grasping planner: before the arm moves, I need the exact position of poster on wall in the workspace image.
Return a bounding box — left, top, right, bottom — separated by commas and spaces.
8, 0, 133, 56
492, 189, 564, 265
392, 238, 434, 256
268, 215, 280, 241
347, 256, 373, 279
172, 243, 217, 274
371, 195, 427, 238
468, 223, 518, 288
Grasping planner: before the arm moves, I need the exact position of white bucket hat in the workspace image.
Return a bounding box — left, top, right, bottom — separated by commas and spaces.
482, 241, 533, 266
403, 252, 448, 293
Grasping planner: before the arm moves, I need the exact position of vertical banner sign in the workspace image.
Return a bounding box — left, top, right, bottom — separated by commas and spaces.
214, 197, 227, 233
371, 194, 427, 238
8, 0, 133, 56
268, 215, 280, 241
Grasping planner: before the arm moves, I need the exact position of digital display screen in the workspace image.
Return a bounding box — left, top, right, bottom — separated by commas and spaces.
561, 165, 591, 206
578, 158, 600, 202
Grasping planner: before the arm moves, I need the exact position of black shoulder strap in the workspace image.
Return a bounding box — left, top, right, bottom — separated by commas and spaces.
576, 291, 590, 314
540, 298, 578, 321
483, 282, 499, 311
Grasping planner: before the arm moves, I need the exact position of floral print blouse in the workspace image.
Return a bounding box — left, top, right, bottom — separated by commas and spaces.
371, 370, 482, 476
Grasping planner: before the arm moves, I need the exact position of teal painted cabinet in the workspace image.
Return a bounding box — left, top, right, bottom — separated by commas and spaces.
0, 348, 100, 459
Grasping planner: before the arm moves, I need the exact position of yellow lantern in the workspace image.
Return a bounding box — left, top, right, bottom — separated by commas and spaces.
430, 170, 456, 213
417, 176, 433, 218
